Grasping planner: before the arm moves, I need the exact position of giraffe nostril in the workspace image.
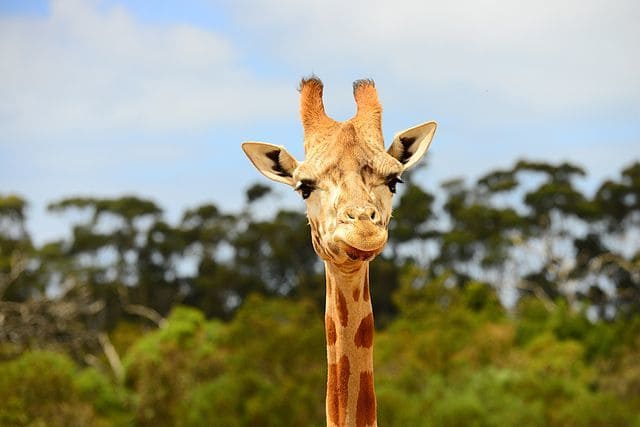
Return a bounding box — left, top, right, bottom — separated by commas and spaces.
343, 207, 379, 222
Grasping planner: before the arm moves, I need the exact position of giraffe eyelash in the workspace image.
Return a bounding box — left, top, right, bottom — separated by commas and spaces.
294, 180, 316, 199
385, 175, 404, 194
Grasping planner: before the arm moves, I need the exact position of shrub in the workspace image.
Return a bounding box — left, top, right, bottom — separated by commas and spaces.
0, 351, 129, 426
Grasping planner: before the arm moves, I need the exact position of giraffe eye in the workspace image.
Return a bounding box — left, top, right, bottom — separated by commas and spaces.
385, 175, 404, 194
295, 180, 315, 199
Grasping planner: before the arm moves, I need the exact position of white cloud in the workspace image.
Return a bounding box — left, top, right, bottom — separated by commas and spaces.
2, 0, 636, 141
227, 0, 640, 115
0, 0, 292, 140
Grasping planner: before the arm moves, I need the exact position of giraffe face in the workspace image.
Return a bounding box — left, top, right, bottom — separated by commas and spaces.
292, 123, 401, 264
242, 77, 436, 266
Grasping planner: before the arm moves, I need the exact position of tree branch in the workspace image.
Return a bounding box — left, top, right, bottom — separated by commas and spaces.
98, 332, 124, 383
123, 304, 167, 328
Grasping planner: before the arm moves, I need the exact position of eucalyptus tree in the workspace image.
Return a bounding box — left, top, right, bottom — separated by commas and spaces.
0, 194, 40, 301
47, 196, 163, 326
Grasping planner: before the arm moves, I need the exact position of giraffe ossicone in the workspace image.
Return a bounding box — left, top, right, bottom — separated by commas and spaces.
242, 76, 436, 427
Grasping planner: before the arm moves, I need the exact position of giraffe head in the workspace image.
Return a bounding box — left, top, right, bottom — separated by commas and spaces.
243, 77, 436, 266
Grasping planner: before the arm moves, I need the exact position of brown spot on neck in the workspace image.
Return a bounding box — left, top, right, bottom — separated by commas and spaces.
353, 285, 360, 301
325, 315, 337, 346
336, 289, 348, 327
327, 363, 339, 425
356, 371, 376, 427
354, 313, 374, 348
338, 355, 350, 426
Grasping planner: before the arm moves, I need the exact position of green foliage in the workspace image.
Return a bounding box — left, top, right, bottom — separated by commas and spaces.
48, 196, 162, 226
389, 182, 436, 244
122, 297, 325, 427
2, 291, 640, 426
438, 176, 529, 272
0, 193, 41, 300
0, 351, 130, 426
596, 162, 640, 226
477, 168, 520, 193
427, 369, 546, 427
124, 306, 225, 427
175, 295, 325, 427
75, 368, 134, 426
0, 194, 27, 223
377, 276, 640, 426
514, 296, 552, 345
245, 183, 273, 203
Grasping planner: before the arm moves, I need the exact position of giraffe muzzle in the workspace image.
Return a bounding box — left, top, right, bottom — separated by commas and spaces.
333, 221, 388, 256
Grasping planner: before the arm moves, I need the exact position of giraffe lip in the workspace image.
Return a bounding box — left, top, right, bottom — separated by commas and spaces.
344, 245, 378, 261
333, 225, 388, 254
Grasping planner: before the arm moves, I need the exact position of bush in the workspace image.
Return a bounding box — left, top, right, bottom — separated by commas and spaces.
125, 296, 326, 426
0, 351, 129, 426
124, 306, 226, 427
2, 289, 639, 427
178, 295, 326, 427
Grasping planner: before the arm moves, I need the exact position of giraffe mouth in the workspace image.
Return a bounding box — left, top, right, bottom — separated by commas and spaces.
344, 245, 378, 261
332, 224, 387, 262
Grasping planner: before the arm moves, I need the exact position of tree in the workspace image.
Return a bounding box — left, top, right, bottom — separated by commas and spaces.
0, 194, 41, 301
434, 174, 528, 290
579, 162, 640, 317
47, 196, 164, 326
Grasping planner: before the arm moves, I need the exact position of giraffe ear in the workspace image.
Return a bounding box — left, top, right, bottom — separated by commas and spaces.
387, 121, 437, 171
242, 142, 299, 186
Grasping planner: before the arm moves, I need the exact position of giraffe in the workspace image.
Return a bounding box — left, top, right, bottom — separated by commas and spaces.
242, 76, 436, 427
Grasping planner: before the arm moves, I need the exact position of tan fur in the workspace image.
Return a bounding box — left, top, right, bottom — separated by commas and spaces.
300, 77, 338, 152
241, 77, 437, 427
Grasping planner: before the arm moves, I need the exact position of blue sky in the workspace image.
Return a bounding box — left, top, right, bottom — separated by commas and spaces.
1, 0, 639, 244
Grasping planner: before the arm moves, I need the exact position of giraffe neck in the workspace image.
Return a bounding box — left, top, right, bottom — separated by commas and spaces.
324, 261, 377, 427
